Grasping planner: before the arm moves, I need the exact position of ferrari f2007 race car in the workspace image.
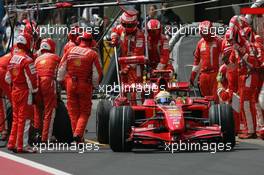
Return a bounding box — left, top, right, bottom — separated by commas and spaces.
96, 56, 235, 152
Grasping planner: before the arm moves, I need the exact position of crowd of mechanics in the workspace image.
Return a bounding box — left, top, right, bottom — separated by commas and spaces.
0, 7, 263, 153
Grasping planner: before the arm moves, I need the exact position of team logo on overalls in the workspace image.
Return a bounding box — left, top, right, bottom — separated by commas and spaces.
201, 42, 206, 51
74, 58, 81, 66
12, 68, 18, 76
40, 59, 46, 65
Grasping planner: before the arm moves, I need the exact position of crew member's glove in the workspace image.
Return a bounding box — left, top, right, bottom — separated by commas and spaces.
190, 71, 197, 86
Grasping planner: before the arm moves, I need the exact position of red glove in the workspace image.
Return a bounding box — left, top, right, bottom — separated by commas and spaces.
190, 71, 197, 86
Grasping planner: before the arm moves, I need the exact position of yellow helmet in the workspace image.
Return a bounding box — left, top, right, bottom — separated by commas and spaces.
155, 91, 172, 105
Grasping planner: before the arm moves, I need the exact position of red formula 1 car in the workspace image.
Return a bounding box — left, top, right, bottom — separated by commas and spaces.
96, 56, 235, 152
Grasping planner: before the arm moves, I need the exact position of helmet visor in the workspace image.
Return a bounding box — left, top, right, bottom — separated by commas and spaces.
121, 22, 137, 29
148, 29, 160, 36
157, 97, 171, 105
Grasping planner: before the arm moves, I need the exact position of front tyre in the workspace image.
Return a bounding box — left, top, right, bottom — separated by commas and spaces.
109, 106, 134, 152
209, 104, 236, 149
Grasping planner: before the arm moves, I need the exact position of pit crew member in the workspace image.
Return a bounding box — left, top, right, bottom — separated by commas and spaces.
57, 32, 103, 143
190, 20, 222, 100
227, 25, 259, 139
5, 32, 38, 153
147, 19, 170, 70
111, 10, 145, 85
34, 38, 60, 142
0, 53, 12, 140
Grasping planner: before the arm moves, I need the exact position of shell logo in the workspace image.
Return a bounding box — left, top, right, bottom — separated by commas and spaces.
168, 109, 181, 117
74, 59, 81, 66
12, 68, 18, 76
40, 59, 46, 65
201, 42, 206, 51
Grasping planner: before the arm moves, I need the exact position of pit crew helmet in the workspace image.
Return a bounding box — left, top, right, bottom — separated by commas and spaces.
120, 10, 138, 34
68, 26, 82, 43
225, 27, 246, 47
147, 19, 161, 38
79, 32, 94, 47
155, 91, 172, 105
199, 20, 213, 41
40, 38, 56, 54
229, 15, 249, 30
80, 32, 93, 41
16, 32, 33, 52
21, 19, 39, 39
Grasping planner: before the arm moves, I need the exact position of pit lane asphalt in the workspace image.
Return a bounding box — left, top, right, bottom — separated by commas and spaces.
1, 100, 264, 175
0, 37, 262, 174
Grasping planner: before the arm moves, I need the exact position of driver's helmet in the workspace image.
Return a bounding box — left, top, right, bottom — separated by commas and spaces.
155, 91, 172, 105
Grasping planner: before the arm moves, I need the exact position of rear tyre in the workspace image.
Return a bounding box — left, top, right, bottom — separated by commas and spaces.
53, 100, 73, 143
6, 106, 12, 135
96, 100, 112, 144
209, 104, 236, 149
109, 106, 134, 152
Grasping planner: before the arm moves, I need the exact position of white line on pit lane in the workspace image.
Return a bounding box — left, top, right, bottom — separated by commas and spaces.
0, 150, 72, 175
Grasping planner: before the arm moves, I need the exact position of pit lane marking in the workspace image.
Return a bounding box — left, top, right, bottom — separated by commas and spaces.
0, 150, 72, 175
85, 139, 109, 148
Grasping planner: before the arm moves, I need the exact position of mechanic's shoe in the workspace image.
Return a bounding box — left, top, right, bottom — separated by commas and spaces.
16, 146, 37, 153
73, 135, 84, 143
73, 135, 85, 148
7, 145, 16, 152
42, 136, 58, 143
239, 133, 258, 139
34, 130, 42, 143
257, 128, 264, 139
28, 128, 42, 146
249, 133, 258, 139
1, 131, 8, 141
49, 136, 58, 143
